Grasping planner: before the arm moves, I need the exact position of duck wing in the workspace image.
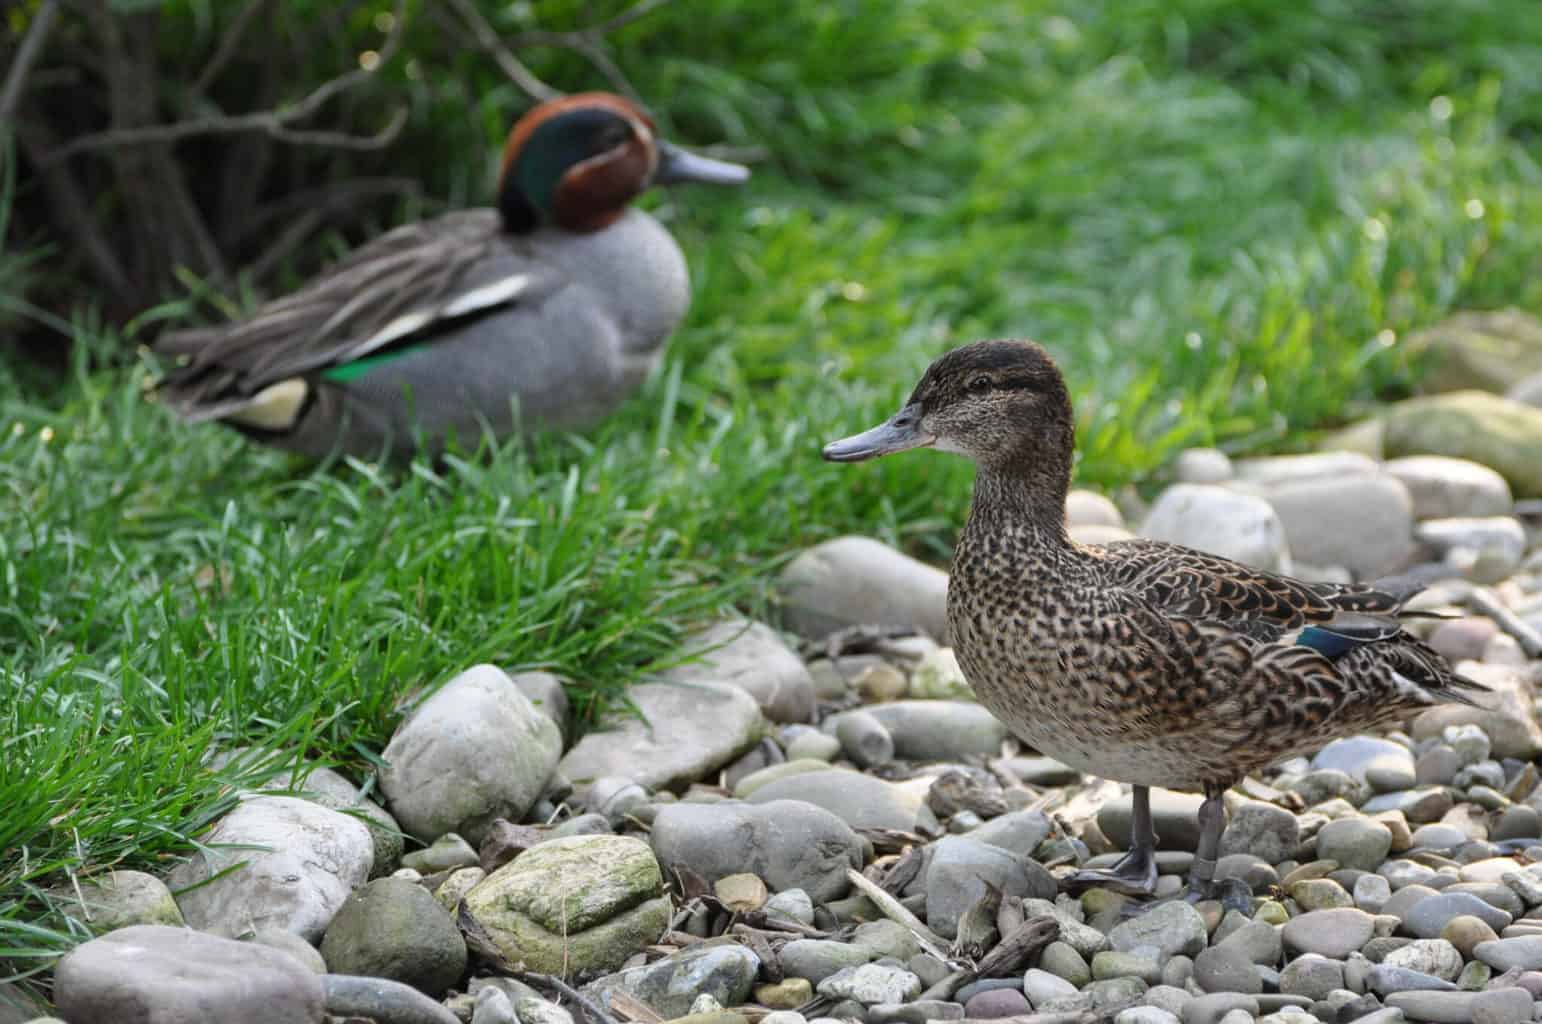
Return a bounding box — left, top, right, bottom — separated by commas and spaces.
1092, 538, 1359, 627
155, 210, 564, 423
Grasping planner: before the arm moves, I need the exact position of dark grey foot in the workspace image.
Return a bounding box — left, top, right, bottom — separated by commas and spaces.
1115, 875, 1253, 919
1062, 847, 1160, 897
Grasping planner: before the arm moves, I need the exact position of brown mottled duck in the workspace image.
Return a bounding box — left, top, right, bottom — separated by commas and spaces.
823, 339, 1483, 908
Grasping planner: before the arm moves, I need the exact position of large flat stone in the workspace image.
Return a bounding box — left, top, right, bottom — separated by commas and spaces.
560, 680, 763, 792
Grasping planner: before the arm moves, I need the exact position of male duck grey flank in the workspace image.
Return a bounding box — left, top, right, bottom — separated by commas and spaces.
155, 92, 748, 459
823, 339, 1484, 908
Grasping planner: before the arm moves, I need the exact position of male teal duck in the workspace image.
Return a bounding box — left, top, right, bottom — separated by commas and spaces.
824, 339, 1483, 908
154, 92, 748, 459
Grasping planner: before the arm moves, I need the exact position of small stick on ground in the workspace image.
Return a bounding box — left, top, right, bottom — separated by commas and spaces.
517, 971, 622, 1024
844, 867, 953, 960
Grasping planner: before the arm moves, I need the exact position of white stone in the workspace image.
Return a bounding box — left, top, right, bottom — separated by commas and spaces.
1175, 448, 1233, 484
1140, 484, 1291, 572
1263, 472, 1414, 580
380, 664, 562, 844
660, 618, 816, 723
167, 795, 372, 941
777, 536, 949, 641
1384, 456, 1513, 520
1067, 490, 1125, 528
1416, 516, 1528, 583
1234, 451, 1380, 486
560, 680, 763, 792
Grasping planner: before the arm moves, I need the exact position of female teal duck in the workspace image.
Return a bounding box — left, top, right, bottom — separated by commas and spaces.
155, 93, 747, 459
824, 339, 1482, 907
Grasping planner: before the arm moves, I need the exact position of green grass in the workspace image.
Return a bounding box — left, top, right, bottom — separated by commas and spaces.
5, 0, 1542, 971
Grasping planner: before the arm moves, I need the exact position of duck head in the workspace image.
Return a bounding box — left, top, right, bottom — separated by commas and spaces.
497, 92, 749, 234
822, 339, 1075, 475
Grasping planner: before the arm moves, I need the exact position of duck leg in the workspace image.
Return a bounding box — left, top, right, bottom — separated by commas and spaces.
1179, 784, 1253, 914
1062, 784, 1159, 897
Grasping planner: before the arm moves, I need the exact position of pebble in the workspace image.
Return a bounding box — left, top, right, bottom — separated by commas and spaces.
461, 835, 670, 975
1318, 818, 1394, 872
380, 664, 562, 843
1099, 789, 1205, 851
58, 870, 182, 934
785, 730, 842, 763
834, 709, 895, 767
1192, 946, 1261, 995
651, 799, 864, 902
777, 536, 949, 639
586, 946, 761, 1019
54, 925, 324, 1024
1404, 891, 1514, 938
1442, 914, 1501, 958
1141, 484, 1292, 572
401, 832, 480, 874
1023, 968, 1079, 1008
1282, 908, 1377, 959
1180, 992, 1260, 1024
766, 888, 815, 926
746, 769, 937, 833
1219, 800, 1301, 863
816, 964, 922, 1005
662, 618, 816, 724
868, 1001, 964, 1024
1117, 1009, 1181, 1024
560, 679, 763, 793
1109, 901, 1209, 960
1313, 737, 1419, 793
1262, 471, 1414, 579
964, 988, 1031, 1018
166, 795, 373, 941
852, 700, 1008, 761
1039, 943, 1093, 988
1094, 951, 1164, 985
1475, 936, 1542, 971
779, 940, 873, 984
1280, 956, 1345, 1000
1368, 963, 1457, 995
319, 877, 467, 997
925, 836, 1056, 938
1382, 939, 1464, 982
757, 980, 814, 1010
1383, 455, 1513, 519
968, 809, 1054, 857
1215, 921, 1282, 966
1356, 873, 1393, 913
1175, 447, 1233, 484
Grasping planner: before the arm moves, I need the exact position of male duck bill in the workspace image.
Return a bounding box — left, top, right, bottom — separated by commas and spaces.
154, 92, 749, 459
824, 339, 1484, 912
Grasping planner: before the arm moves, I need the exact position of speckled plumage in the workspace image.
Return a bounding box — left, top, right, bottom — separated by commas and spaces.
828, 339, 1483, 796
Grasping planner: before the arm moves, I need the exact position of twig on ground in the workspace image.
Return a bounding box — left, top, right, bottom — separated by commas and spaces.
844, 867, 953, 960
517, 971, 622, 1024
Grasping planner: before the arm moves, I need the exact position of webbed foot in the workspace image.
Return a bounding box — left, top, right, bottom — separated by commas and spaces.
1062, 846, 1160, 898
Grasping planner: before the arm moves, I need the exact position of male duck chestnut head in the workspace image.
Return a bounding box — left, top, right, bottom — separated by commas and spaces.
826, 339, 1482, 914
155, 92, 748, 460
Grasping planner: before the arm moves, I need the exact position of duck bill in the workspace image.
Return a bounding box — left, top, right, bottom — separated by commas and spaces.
654, 140, 750, 186
822, 405, 934, 462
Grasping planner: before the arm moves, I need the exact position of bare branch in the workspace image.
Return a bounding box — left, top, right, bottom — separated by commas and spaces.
505, 0, 675, 104
443, 0, 561, 103
192, 0, 271, 95
39, 104, 407, 164
39, 0, 409, 166
0, 0, 63, 126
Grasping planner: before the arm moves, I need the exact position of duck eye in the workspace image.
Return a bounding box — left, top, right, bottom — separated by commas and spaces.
968, 375, 993, 393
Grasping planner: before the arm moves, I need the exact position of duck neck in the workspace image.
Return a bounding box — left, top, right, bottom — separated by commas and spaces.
965, 447, 1073, 549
